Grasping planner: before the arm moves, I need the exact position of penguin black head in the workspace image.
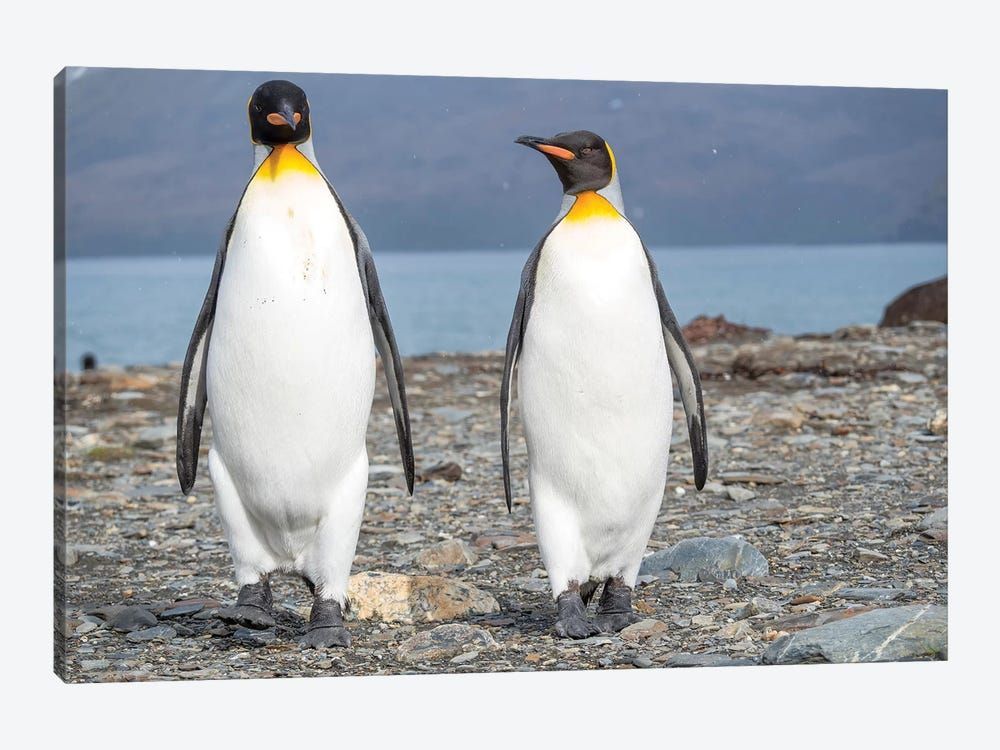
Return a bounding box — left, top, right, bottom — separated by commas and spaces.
515, 130, 614, 195
248, 80, 311, 146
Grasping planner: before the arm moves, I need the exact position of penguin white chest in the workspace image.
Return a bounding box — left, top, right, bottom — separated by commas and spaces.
206, 147, 375, 528
517, 209, 673, 584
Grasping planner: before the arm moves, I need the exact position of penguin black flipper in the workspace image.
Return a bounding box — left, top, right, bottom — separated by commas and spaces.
641, 242, 709, 490
176, 216, 235, 495
340, 209, 415, 495
501, 239, 546, 512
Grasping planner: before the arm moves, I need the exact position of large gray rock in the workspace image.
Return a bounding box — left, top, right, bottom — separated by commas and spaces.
763, 604, 947, 664
639, 535, 769, 582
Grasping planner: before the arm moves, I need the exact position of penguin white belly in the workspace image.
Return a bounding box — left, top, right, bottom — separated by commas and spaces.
518, 213, 672, 593
206, 148, 375, 575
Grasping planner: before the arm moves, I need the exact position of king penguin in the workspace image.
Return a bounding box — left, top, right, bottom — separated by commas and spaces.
501, 130, 709, 638
176, 80, 414, 649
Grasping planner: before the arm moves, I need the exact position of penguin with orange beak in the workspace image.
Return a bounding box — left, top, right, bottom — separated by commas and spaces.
501, 130, 708, 638
177, 80, 414, 649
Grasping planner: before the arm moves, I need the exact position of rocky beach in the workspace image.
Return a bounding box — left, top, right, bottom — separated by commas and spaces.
54, 321, 948, 682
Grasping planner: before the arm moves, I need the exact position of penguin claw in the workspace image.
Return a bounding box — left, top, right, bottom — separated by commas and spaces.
217, 605, 276, 630
554, 615, 601, 640
595, 611, 642, 633
299, 626, 351, 649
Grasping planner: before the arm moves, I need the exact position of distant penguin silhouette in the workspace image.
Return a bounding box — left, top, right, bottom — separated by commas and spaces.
80, 353, 97, 371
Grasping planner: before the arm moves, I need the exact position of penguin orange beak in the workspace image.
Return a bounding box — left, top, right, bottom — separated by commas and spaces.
266, 104, 301, 130
516, 135, 575, 160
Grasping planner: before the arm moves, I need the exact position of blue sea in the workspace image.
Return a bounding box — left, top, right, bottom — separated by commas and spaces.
62, 243, 946, 370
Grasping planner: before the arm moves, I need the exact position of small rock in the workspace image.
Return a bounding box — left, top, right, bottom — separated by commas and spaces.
160, 603, 205, 618
418, 462, 463, 482
80, 659, 110, 671
763, 604, 947, 664
639, 535, 769, 582
133, 424, 175, 449
726, 486, 757, 502
838, 588, 915, 602
927, 409, 947, 436
632, 655, 654, 668
737, 596, 783, 619
918, 507, 947, 531
106, 606, 158, 633
691, 614, 715, 628
855, 547, 890, 563
723, 578, 738, 592
620, 619, 668, 642
760, 409, 804, 430
513, 577, 550, 593
770, 606, 873, 634
665, 653, 753, 668
450, 650, 480, 664
414, 539, 478, 570
233, 627, 277, 646
717, 620, 755, 640
719, 471, 786, 485
125, 625, 176, 642
348, 571, 500, 624
396, 623, 496, 662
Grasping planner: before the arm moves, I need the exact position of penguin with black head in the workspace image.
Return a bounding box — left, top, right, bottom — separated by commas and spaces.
177, 80, 415, 649
501, 130, 709, 638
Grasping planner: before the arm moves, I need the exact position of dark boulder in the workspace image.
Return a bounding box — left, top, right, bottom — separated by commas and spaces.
682, 315, 770, 345
879, 276, 947, 327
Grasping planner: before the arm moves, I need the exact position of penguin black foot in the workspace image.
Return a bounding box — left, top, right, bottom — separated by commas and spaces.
218, 578, 275, 630
554, 588, 600, 639
595, 576, 642, 633
299, 598, 351, 649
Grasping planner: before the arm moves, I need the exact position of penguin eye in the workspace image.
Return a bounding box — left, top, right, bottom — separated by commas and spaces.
254, 104, 262, 113
580, 147, 595, 156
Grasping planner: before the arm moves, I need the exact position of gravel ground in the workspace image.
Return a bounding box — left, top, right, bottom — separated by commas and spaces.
54, 322, 947, 682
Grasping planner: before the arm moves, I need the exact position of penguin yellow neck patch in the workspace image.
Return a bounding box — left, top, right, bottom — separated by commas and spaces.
564, 191, 621, 223
257, 144, 319, 181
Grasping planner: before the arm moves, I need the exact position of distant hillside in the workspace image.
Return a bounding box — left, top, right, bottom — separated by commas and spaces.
61, 68, 947, 256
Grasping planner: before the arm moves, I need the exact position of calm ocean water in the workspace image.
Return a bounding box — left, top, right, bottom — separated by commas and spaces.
62, 244, 946, 370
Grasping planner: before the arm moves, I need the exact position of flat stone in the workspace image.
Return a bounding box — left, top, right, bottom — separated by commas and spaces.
918, 507, 947, 531
232, 627, 277, 646
639, 535, 769, 582
513, 577, 550, 593
80, 659, 110, 671
769, 605, 873, 633
160, 603, 205, 618
855, 547, 890, 563
133, 424, 175, 449
727, 486, 757, 502
397, 623, 497, 662
105, 606, 158, 633
737, 596, 783, 619
125, 625, 176, 643
348, 571, 500, 624
838, 588, 916, 602
665, 653, 754, 668
414, 539, 478, 570
620, 619, 669, 642
927, 409, 948, 435
763, 604, 947, 664
418, 462, 463, 482
719, 471, 786, 485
